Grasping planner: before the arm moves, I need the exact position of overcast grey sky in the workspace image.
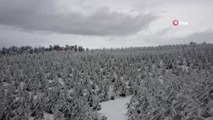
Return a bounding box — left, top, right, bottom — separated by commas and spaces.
0, 0, 212, 49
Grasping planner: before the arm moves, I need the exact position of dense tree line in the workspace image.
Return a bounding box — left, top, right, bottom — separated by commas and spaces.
0, 42, 213, 120
0, 45, 86, 56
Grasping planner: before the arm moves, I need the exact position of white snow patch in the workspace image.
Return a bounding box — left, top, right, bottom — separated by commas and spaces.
68, 88, 74, 94
3, 82, 8, 87
29, 112, 54, 120
108, 85, 115, 98
44, 112, 54, 120
159, 76, 164, 85
58, 78, 65, 86
98, 96, 131, 120
48, 79, 53, 83
20, 81, 25, 90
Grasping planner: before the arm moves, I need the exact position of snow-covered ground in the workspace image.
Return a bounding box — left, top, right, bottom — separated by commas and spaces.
98, 96, 131, 120
29, 112, 54, 120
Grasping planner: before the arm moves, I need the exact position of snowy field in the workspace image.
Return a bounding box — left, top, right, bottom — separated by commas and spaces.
98, 96, 131, 120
